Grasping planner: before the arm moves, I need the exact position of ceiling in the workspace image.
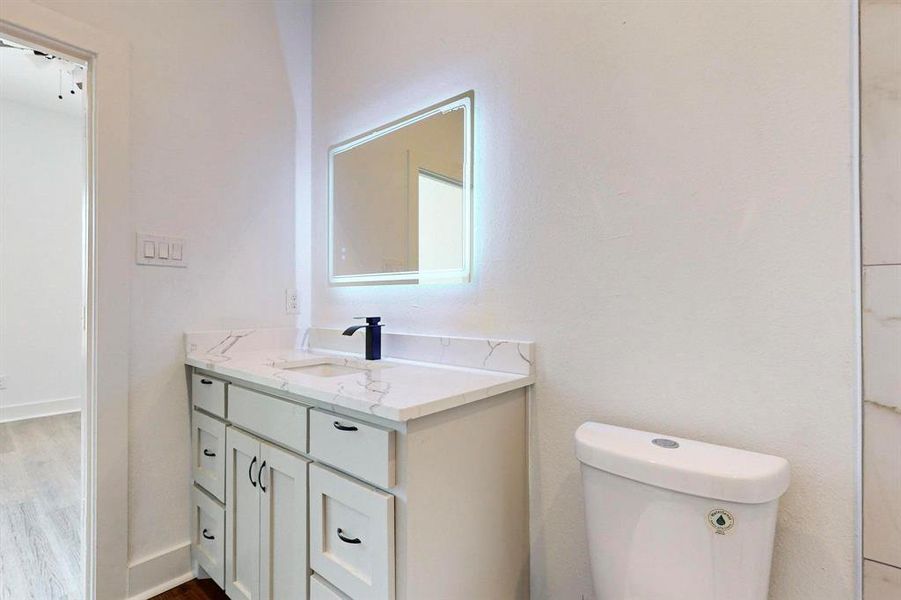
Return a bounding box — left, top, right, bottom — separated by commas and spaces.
0, 40, 86, 117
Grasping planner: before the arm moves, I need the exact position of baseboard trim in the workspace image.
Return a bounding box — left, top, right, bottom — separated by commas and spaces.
0, 397, 80, 423
127, 571, 193, 600
127, 541, 192, 600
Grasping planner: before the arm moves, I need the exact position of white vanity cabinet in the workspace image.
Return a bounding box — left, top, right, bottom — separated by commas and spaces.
225, 427, 310, 600
191, 485, 225, 588
189, 368, 529, 600
224, 427, 260, 600
191, 372, 227, 417
189, 373, 230, 589
309, 463, 395, 599
308, 408, 395, 489
192, 410, 226, 502
310, 574, 350, 600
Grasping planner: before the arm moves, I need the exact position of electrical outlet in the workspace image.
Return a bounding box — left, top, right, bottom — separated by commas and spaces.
285, 288, 300, 315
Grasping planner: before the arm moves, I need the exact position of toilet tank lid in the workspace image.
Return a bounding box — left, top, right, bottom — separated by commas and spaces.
575, 422, 790, 504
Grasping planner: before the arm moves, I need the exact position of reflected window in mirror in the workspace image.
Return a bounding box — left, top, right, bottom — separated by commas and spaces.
328, 92, 473, 285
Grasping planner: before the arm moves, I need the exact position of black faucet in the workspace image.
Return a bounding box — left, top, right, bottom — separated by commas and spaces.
342, 316, 384, 360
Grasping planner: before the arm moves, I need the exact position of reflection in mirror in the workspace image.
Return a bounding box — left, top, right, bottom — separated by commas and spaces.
329, 93, 472, 285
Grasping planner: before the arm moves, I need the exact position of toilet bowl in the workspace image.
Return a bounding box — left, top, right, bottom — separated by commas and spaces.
575, 422, 790, 600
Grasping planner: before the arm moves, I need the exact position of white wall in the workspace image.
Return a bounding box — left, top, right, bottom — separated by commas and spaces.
28, 0, 301, 594
308, 2, 859, 599
0, 97, 84, 421
275, 0, 313, 340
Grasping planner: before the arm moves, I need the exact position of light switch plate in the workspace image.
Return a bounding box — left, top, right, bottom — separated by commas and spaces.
136, 233, 188, 268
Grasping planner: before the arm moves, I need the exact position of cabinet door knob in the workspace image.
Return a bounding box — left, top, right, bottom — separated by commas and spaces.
200, 379, 213, 385
336, 528, 361, 544
202, 529, 215, 540
333, 421, 358, 432
203, 449, 216, 457
258, 460, 267, 493
248, 456, 258, 487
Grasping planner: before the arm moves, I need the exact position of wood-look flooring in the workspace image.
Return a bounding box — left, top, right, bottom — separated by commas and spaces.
150, 578, 229, 600
0, 413, 82, 600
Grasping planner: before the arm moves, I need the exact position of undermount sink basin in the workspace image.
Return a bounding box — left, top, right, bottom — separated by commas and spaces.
282, 363, 366, 378
273, 357, 395, 378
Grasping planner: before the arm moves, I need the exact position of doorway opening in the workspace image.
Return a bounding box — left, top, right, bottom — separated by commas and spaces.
0, 34, 88, 598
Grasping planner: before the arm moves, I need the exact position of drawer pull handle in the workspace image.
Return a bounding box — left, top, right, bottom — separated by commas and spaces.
258, 461, 267, 493
203, 449, 216, 457
248, 456, 258, 487
202, 529, 215, 540
336, 528, 361, 544
333, 421, 358, 432
200, 379, 213, 385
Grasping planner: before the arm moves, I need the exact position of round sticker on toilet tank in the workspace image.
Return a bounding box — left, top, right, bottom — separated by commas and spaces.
707, 509, 735, 535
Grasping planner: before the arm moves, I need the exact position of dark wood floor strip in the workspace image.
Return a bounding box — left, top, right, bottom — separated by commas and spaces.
150, 578, 229, 600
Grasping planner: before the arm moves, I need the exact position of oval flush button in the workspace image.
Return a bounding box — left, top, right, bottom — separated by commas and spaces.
652, 438, 679, 449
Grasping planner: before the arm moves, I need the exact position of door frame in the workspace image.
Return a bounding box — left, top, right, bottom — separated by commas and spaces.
0, 2, 130, 598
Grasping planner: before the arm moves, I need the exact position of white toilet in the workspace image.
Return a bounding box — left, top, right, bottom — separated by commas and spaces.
575, 422, 790, 600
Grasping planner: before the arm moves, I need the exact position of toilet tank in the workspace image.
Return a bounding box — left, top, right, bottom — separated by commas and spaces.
575, 422, 790, 600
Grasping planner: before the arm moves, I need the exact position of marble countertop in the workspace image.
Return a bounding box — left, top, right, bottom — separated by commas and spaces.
185, 345, 534, 423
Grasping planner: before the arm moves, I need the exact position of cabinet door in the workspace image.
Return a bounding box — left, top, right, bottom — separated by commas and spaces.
226, 428, 261, 600
260, 442, 310, 600
310, 574, 350, 600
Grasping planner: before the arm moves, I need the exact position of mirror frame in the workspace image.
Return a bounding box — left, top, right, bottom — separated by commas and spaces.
328, 91, 474, 286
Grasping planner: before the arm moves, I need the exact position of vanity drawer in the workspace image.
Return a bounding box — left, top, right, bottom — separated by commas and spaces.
228, 386, 309, 455
192, 373, 227, 418
309, 409, 395, 489
191, 410, 226, 502
191, 485, 225, 588
309, 464, 395, 600
310, 574, 350, 600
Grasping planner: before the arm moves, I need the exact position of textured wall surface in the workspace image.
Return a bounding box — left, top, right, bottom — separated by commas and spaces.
32, 0, 299, 586
309, 2, 859, 598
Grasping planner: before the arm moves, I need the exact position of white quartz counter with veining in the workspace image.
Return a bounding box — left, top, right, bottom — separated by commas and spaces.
184, 328, 534, 423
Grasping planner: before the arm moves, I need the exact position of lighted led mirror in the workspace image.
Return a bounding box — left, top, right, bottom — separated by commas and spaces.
329, 92, 473, 285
